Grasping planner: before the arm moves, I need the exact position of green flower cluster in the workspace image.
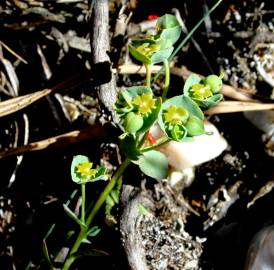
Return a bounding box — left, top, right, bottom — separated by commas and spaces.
129, 14, 181, 65
158, 95, 205, 142
115, 86, 160, 137
184, 73, 224, 108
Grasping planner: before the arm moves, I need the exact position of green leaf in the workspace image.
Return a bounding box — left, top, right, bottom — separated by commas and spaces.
157, 39, 173, 50
131, 38, 156, 47
124, 112, 144, 134
170, 124, 188, 141
105, 177, 122, 221
138, 150, 168, 180
114, 90, 134, 116
150, 47, 174, 64
185, 115, 205, 136
126, 86, 152, 98
110, 189, 120, 204
138, 97, 162, 134
158, 95, 204, 129
63, 204, 86, 229
159, 26, 182, 44
71, 155, 107, 184
183, 95, 204, 119
158, 95, 204, 140
129, 44, 151, 65
71, 155, 89, 184
120, 134, 141, 161
157, 14, 180, 29
156, 14, 181, 44
191, 93, 223, 108
183, 73, 202, 94
87, 226, 101, 237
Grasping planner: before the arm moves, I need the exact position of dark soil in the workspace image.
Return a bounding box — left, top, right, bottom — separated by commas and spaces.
0, 0, 274, 269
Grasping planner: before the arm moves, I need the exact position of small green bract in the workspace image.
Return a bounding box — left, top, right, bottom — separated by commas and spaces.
71, 155, 106, 184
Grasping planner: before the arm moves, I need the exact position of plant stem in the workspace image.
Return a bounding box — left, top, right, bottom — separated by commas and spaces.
162, 59, 170, 101
145, 64, 151, 87
62, 158, 131, 270
81, 184, 85, 224
141, 137, 171, 152
86, 158, 130, 226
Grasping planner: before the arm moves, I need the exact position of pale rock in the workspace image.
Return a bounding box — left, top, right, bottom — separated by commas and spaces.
169, 167, 195, 188
151, 121, 228, 171
244, 110, 274, 137
244, 111, 274, 155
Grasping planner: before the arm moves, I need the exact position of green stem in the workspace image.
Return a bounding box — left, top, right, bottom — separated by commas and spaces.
86, 158, 130, 226
62, 158, 131, 270
145, 64, 151, 87
162, 59, 170, 101
81, 184, 85, 224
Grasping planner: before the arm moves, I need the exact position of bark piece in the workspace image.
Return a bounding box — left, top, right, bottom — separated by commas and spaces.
90, 0, 117, 116
120, 185, 151, 270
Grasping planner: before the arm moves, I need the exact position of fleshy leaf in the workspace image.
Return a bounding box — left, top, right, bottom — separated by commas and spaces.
191, 93, 223, 108
128, 44, 151, 65
138, 150, 168, 180
158, 95, 204, 141
71, 155, 90, 183
138, 97, 162, 134
156, 14, 181, 44
150, 46, 174, 64
170, 124, 188, 141
126, 86, 153, 99
105, 178, 122, 222
185, 115, 205, 136
120, 134, 141, 161
159, 26, 182, 45
123, 112, 144, 134
157, 14, 180, 29
183, 73, 202, 94
71, 155, 107, 184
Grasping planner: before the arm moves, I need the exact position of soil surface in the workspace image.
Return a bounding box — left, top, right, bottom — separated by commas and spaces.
0, 0, 274, 270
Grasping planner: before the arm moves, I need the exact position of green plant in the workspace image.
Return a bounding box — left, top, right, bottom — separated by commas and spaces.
60, 13, 223, 270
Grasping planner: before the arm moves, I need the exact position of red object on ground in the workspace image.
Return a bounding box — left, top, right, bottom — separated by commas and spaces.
148, 15, 158, 20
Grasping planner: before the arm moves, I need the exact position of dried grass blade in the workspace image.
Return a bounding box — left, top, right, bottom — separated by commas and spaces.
205, 101, 274, 115
0, 88, 52, 117
0, 40, 28, 64
0, 124, 105, 159
1, 58, 19, 96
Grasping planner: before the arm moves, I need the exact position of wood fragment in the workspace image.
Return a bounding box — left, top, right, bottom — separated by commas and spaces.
90, 0, 117, 115
120, 185, 151, 270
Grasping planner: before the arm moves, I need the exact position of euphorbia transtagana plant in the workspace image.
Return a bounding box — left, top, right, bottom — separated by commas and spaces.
61, 14, 223, 270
